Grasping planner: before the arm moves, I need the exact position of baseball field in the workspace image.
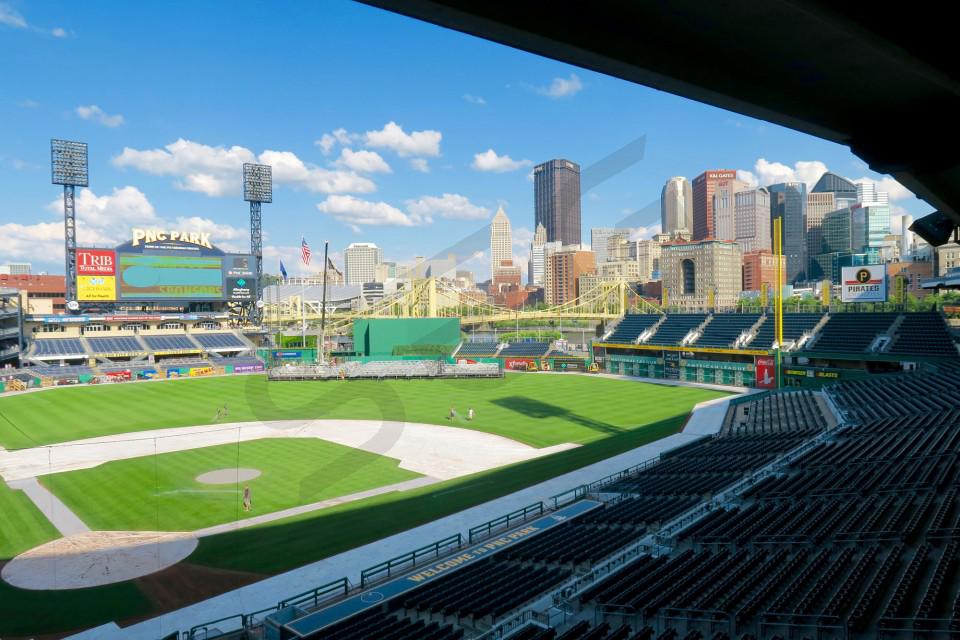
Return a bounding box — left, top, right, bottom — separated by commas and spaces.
0, 373, 728, 636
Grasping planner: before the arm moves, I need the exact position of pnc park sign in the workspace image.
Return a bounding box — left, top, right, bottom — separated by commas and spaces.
131, 228, 214, 249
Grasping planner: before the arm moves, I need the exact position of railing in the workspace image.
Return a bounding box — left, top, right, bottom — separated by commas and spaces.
553, 536, 656, 605
186, 605, 277, 640
550, 484, 588, 510
360, 533, 462, 588
583, 456, 662, 494
468, 502, 543, 544
472, 610, 548, 640
278, 576, 350, 610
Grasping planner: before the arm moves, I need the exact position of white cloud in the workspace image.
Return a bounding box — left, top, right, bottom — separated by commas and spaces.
18, 99, 39, 108
409, 158, 430, 173
364, 121, 441, 158
471, 149, 532, 173
628, 224, 662, 241
0, 3, 26, 28
51, 26, 66, 37
747, 158, 829, 187
463, 94, 486, 105
406, 194, 490, 221
742, 158, 914, 202
3, 186, 232, 265
537, 73, 583, 99
315, 128, 358, 155
113, 139, 374, 197
317, 195, 423, 228
335, 148, 391, 174
75, 105, 125, 127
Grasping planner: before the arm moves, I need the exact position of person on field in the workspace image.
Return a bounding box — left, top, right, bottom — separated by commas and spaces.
243, 485, 252, 512
215, 407, 221, 421
223, 404, 229, 417
448, 407, 456, 420
468, 408, 475, 421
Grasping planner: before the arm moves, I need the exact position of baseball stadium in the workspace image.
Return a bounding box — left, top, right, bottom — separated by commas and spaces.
5, 3, 960, 640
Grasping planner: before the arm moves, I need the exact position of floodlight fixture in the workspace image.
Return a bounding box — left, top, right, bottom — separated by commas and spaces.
243, 163, 272, 203
51, 139, 88, 187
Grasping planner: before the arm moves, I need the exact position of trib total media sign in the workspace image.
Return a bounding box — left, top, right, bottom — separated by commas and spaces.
840, 265, 887, 303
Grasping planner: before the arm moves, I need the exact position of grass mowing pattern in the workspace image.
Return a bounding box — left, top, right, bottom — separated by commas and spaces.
42, 438, 421, 531
0, 375, 728, 636
0, 479, 60, 560
191, 414, 688, 574
0, 373, 726, 449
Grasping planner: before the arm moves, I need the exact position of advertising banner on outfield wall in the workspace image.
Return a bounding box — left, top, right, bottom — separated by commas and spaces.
840, 265, 886, 302
755, 356, 776, 388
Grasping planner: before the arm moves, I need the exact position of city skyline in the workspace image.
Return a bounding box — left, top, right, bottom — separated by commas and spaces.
0, 0, 931, 279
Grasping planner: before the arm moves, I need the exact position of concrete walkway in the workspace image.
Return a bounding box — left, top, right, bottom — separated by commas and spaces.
7, 477, 89, 536
68, 392, 743, 640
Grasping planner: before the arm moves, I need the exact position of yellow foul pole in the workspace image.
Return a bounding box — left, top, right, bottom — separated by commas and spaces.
774, 217, 784, 388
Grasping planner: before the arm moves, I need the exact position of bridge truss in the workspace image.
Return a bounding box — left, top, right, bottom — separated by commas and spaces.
262, 278, 662, 335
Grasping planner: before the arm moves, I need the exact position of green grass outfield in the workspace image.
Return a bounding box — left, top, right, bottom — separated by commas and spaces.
0, 374, 728, 636
0, 479, 60, 559
42, 438, 422, 531
0, 373, 725, 449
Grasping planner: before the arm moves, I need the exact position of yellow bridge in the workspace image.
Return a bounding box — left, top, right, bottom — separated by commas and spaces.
263, 278, 661, 334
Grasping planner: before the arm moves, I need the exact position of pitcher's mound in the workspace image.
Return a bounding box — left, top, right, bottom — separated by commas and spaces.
2, 531, 198, 589
196, 468, 261, 484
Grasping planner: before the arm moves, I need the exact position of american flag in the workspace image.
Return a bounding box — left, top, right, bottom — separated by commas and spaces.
301, 237, 312, 265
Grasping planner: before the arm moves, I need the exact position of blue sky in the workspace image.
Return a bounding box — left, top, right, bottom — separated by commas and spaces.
0, 0, 932, 278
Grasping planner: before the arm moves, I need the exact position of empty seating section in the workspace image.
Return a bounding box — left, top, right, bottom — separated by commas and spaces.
888, 312, 957, 356
86, 336, 144, 353
607, 314, 661, 344
724, 390, 829, 436
693, 314, 760, 348
300, 608, 463, 639
393, 557, 570, 622
32, 338, 85, 356
749, 312, 823, 349
237, 365, 960, 640
193, 332, 247, 349
646, 314, 707, 346
808, 312, 899, 353
499, 342, 551, 356
142, 335, 198, 351
457, 342, 499, 356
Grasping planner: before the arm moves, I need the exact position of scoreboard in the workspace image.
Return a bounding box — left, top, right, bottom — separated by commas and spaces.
76, 228, 256, 302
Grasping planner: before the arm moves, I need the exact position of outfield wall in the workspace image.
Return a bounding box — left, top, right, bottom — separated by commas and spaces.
353, 318, 460, 357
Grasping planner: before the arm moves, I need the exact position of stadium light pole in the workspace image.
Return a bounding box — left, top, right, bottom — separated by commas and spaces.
51, 139, 88, 309
242, 163, 272, 325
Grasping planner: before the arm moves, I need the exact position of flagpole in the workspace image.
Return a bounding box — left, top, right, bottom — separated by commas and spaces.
300, 238, 307, 358
320, 241, 329, 365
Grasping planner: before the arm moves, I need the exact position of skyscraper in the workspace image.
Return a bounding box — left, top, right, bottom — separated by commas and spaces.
692, 170, 737, 240
712, 178, 749, 241
534, 159, 581, 246
661, 177, 693, 236
344, 242, 383, 285
806, 191, 836, 279
489, 205, 512, 277
591, 227, 628, 265
528, 223, 547, 286
812, 172, 858, 206
768, 182, 808, 282
734, 187, 771, 253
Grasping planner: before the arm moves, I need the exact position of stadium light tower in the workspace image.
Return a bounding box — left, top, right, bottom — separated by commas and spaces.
51, 139, 89, 309
242, 163, 272, 325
